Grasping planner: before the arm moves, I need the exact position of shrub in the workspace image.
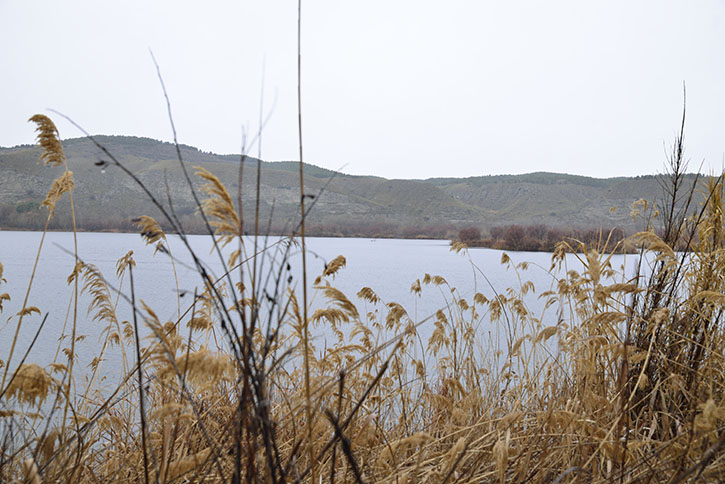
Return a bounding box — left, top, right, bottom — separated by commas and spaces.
458, 226, 481, 243
14, 200, 39, 214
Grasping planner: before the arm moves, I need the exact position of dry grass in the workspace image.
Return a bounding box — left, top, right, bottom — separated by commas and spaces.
0, 115, 723, 483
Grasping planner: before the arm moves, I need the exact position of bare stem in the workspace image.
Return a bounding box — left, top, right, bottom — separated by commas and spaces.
297, 1, 314, 481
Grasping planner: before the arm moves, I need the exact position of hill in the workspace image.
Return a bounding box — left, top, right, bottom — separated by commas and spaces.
0, 136, 702, 238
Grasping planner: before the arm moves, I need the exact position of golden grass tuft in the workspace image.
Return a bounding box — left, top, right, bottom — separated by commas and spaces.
22, 458, 42, 484
195, 165, 241, 246
134, 215, 167, 253
5, 364, 51, 407
28, 114, 66, 167
40, 170, 74, 218
165, 448, 212, 482
323, 255, 346, 278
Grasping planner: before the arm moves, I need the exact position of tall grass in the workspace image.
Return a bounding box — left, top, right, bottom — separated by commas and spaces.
1, 106, 724, 484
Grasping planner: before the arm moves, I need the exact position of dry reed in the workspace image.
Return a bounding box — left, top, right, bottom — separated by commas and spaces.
1, 109, 723, 484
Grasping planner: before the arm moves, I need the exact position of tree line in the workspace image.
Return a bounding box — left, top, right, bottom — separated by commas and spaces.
457, 224, 628, 252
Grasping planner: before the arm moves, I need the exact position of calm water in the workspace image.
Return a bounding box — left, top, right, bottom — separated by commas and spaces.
0, 231, 635, 387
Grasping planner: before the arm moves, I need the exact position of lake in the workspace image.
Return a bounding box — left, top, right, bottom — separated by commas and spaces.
0, 230, 637, 388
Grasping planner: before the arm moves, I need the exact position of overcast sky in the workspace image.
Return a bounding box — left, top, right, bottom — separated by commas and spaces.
1, 1, 724, 179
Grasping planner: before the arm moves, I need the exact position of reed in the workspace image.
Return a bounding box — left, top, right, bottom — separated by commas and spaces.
0, 107, 723, 483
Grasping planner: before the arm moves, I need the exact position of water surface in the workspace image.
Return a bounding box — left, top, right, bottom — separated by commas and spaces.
0, 231, 636, 388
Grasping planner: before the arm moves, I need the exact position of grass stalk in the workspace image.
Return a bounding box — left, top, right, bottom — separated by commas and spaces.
297, 1, 315, 482
129, 264, 150, 484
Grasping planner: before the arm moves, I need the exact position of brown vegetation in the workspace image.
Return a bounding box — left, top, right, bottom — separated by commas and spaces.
1, 113, 724, 484
456, 224, 628, 252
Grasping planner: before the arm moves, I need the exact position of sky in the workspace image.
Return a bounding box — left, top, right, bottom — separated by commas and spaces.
1, 0, 724, 180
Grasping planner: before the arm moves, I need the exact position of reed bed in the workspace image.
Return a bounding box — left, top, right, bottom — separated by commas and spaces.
0, 114, 723, 484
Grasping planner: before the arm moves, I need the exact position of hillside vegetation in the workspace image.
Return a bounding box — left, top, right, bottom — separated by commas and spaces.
0, 136, 700, 237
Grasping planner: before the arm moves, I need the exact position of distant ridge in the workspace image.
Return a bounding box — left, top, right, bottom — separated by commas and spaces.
0, 136, 701, 237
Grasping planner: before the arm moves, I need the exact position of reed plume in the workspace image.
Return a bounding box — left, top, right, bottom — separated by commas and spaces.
195, 166, 241, 247
28, 114, 66, 168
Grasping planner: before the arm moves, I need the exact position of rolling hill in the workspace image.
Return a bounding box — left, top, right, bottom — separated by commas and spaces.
0, 136, 702, 238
